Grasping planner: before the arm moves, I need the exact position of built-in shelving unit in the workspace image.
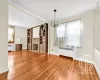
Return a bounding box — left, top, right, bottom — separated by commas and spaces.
27, 28, 33, 50
27, 23, 48, 53
39, 23, 48, 53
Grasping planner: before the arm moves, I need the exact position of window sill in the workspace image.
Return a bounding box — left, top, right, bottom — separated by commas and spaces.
8, 42, 14, 44
59, 47, 74, 51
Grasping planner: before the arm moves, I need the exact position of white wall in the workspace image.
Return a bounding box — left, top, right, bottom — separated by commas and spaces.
8, 26, 27, 51
94, 49, 100, 77
48, 10, 94, 59
94, 8, 100, 49
33, 27, 39, 38
93, 6, 100, 77
0, 0, 8, 73
15, 27, 27, 49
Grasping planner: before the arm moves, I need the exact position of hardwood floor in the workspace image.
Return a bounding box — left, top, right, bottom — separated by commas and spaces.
0, 50, 100, 80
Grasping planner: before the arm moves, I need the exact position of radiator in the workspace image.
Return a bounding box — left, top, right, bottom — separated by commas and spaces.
8, 44, 15, 51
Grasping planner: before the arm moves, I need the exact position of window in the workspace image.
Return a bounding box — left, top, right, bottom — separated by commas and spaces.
57, 23, 65, 38
8, 26, 14, 43
56, 24, 66, 47
55, 20, 82, 48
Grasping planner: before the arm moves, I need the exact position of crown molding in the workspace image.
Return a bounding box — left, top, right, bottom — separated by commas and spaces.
49, 9, 94, 24
8, 2, 47, 22
9, 1, 99, 25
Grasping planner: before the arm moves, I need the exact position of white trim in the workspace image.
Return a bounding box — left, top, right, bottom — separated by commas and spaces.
8, 2, 47, 22
74, 58, 93, 64
57, 9, 94, 24
0, 68, 8, 74
93, 62, 100, 77
9, 1, 96, 23
48, 52, 59, 56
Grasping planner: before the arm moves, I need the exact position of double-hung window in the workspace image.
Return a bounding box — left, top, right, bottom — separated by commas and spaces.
8, 26, 14, 43
56, 20, 82, 48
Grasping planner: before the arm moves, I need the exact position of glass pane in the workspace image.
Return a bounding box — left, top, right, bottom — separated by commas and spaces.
56, 24, 65, 38
8, 27, 14, 42
66, 20, 81, 47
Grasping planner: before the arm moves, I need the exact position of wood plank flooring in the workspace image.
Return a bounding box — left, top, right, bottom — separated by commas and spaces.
0, 50, 100, 80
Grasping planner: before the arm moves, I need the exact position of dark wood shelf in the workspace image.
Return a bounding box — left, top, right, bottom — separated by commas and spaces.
27, 28, 33, 50
16, 44, 22, 51
39, 23, 48, 53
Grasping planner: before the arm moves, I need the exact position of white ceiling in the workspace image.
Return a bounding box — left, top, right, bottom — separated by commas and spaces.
9, 4, 45, 28
8, 0, 97, 28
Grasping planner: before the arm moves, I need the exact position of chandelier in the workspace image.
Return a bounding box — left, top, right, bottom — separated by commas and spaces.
52, 9, 58, 27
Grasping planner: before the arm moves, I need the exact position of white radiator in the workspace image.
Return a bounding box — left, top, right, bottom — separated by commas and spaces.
8, 44, 15, 51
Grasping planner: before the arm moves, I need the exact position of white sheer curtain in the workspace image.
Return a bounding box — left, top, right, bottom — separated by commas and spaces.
56, 23, 66, 47
65, 20, 81, 47
8, 26, 14, 42
55, 20, 82, 48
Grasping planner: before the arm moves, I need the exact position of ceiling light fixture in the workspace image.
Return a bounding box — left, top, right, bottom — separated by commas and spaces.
52, 9, 58, 27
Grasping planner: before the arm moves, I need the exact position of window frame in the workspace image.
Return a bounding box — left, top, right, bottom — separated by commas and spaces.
65, 19, 82, 48
8, 26, 15, 43
56, 19, 82, 48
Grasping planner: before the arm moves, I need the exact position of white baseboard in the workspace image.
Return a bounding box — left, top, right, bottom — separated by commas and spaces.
0, 68, 8, 74
48, 52, 59, 56
74, 58, 93, 64
93, 62, 100, 77
22, 48, 27, 50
